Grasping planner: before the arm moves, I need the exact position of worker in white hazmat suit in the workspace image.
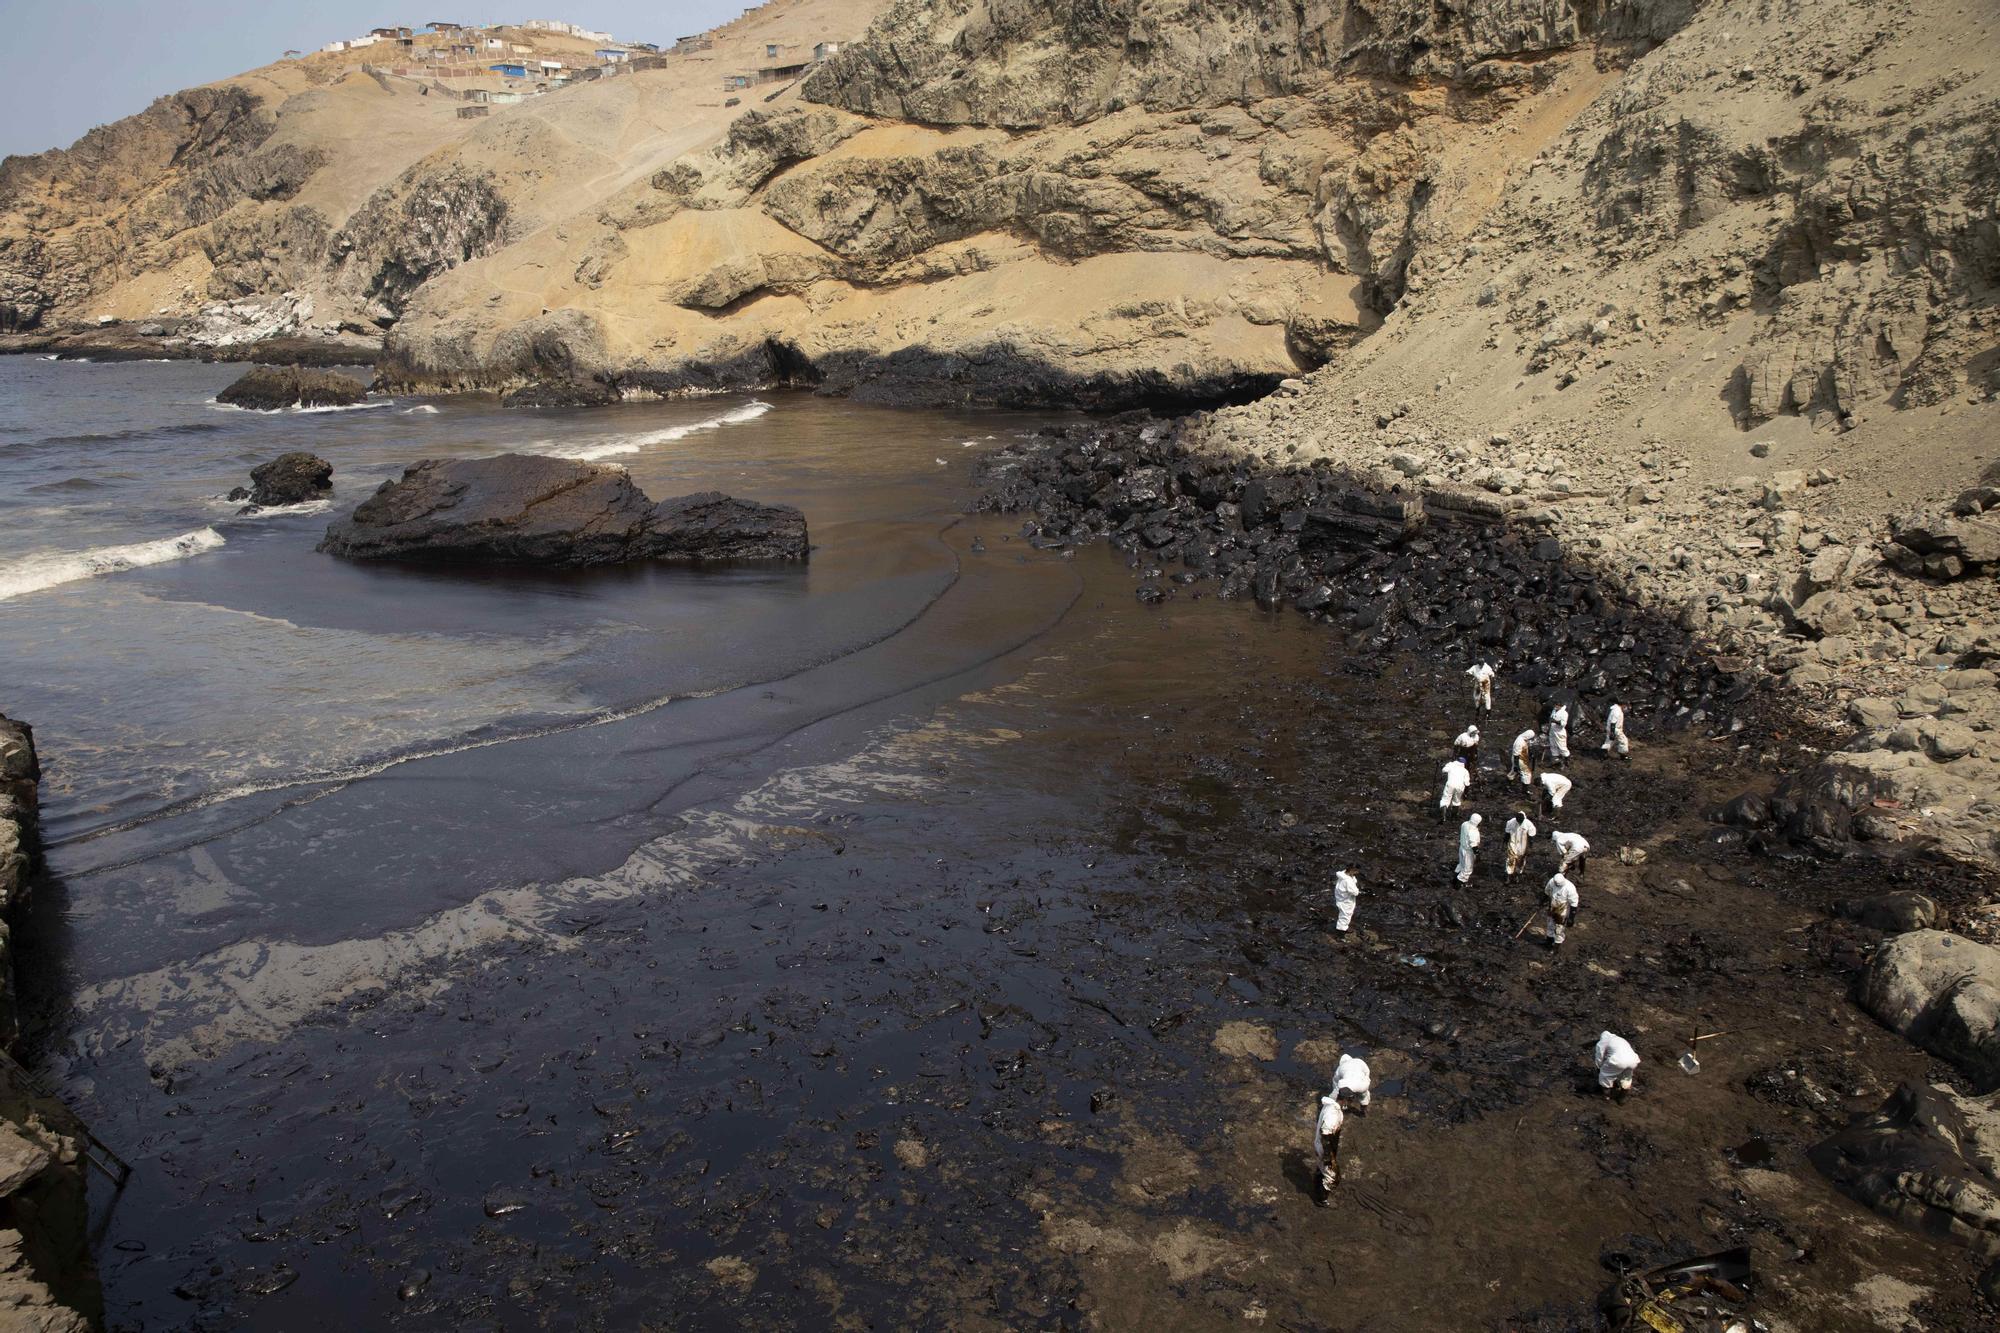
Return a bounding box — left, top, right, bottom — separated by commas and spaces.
1504, 810, 1537, 877
1509, 729, 1538, 786
1602, 702, 1629, 758
1543, 871, 1579, 946
1552, 830, 1590, 878
1539, 770, 1572, 815
1438, 758, 1470, 822
1454, 724, 1481, 766
1544, 703, 1571, 761
1466, 661, 1496, 712
1332, 1053, 1372, 1109
1332, 868, 1360, 933
1313, 1093, 1344, 1199
1455, 812, 1482, 884
1594, 1031, 1640, 1097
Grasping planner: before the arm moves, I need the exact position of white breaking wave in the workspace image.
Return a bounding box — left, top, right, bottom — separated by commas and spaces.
206, 495, 336, 520
0, 528, 226, 602
206, 399, 394, 415
543, 400, 772, 462
403, 404, 440, 414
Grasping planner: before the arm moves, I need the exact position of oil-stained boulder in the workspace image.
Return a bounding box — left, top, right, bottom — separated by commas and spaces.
318, 454, 807, 567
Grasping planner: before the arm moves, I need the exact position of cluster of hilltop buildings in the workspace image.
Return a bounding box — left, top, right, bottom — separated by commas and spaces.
311, 19, 636, 62
293, 19, 849, 114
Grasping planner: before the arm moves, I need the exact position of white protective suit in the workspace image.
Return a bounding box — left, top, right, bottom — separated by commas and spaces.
1540, 771, 1572, 811
1467, 662, 1496, 712
1552, 830, 1590, 873
1455, 813, 1482, 884
1594, 1031, 1640, 1091
1545, 704, 1571, 760
1333, 1053, 1372, 1107
1510, 729, 1538, 785
1504, 813, 1537, 876
1455, 725, 1481, 758
1439, 758, 1471, 812
1314, 1094, 1344, 1191
1602, 702, 1629, 757
1332, 870, 1360, 933
1544, 872, 1579, 944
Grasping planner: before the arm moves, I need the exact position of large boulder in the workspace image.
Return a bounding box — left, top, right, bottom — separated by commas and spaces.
317, 454, 808, 567
228, 452, 333, 508
216, 365, 368, 411
501, 378, 621, 408
1859, 931, 2000, 1090
1810, 1081, 2000, 1288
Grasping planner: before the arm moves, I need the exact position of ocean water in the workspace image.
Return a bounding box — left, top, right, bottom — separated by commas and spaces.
0, 357, 1390, 1326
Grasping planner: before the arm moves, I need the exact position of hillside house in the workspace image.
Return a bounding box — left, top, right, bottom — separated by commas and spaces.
596, 48, 629, 62
538, 59, 564, 72
489, 63, 528, 78
722, 74, 751, 91
371, 26, 411, 39
813, 42, 842, 60
758, 61, 810, 82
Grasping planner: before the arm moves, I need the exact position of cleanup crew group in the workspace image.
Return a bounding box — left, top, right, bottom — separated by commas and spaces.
1312, 660, 1637, 1201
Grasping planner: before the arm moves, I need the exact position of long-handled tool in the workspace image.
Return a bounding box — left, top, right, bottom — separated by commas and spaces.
1678, 1029, 1734, 1076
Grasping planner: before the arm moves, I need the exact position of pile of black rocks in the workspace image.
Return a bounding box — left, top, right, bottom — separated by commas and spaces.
977, 417, 1770, 739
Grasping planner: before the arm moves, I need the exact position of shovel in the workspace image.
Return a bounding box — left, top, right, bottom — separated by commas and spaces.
1678, 1029, 1732, 1075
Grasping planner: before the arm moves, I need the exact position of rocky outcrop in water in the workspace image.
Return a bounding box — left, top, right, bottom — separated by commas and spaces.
318, 455, 808, 567
216, 366, 365, 411
228, 452, 334, 508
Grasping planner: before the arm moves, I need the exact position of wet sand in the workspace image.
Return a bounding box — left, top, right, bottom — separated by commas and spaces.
21, 516, 1993, 1328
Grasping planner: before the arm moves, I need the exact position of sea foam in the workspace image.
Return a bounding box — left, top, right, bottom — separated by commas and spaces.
545, 400, 772, 462
0, 527, 226, 601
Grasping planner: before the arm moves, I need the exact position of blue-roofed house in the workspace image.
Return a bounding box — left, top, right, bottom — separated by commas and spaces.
489, 63, 528, 79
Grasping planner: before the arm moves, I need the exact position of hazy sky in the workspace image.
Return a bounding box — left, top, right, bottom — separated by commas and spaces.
0, 2, 750, 159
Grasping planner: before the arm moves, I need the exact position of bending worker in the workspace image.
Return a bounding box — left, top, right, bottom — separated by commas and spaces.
1504, 809, 1537, 877
1439, 757, 1471, 822
1467, 661, 1496, 712
1602, 701, 1629, 758
1594, 1031, 1640, 1098
1539, 770, 1572, 815
1332, 868, 1361, 934
1509, 728, 1538, 786
1455, 812, 1482, 884
1552, 829, 1590, 878
1543, 870, 1579, 946
1454, 723, 1481, 766
1333, 1052, 1372, 1108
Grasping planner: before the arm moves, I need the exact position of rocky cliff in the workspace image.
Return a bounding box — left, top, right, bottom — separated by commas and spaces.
8, 2, 1992, 426
380, 0, 1704, 403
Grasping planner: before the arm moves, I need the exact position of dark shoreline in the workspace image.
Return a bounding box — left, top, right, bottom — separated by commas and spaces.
0, 717, 97, 1330
0, 330, 382, 369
